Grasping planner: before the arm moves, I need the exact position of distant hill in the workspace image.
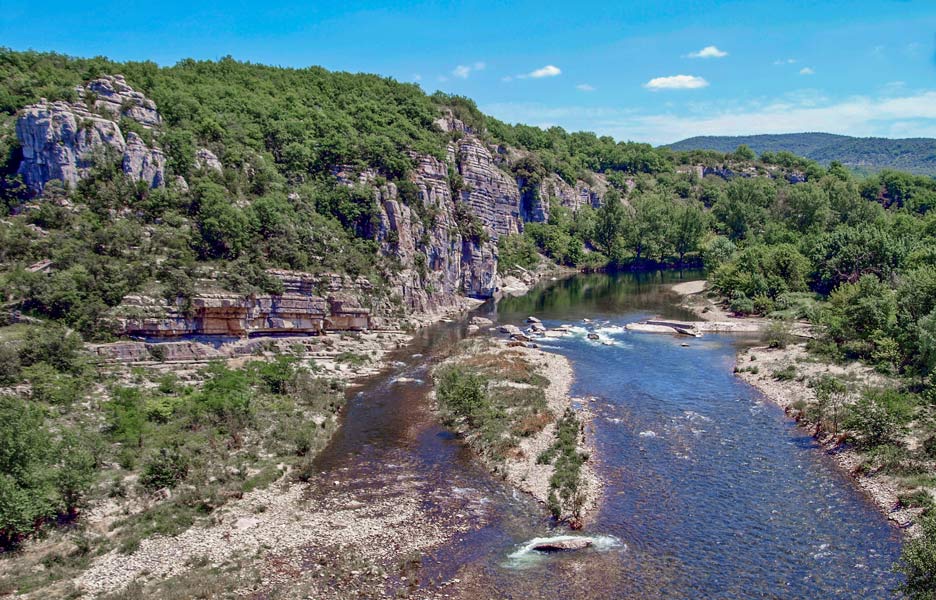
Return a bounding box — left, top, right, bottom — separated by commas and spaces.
666, 133, 936, 175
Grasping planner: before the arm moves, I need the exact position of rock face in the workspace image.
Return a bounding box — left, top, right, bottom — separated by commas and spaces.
114, 271, 371, 338
85, 75, 161, 127
15, 76, 165, 195
17, 77, 610, 325
194, 148, 223, 173
368, 115, 609, 313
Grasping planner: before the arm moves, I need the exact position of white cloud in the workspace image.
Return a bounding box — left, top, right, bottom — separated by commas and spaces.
501, 75, 514, 82
576, 83, 595, 92
644, 75, 709, 90
482, 90, 936, 145
412, 74, 422, 82
452, 61, 486, 79
520, 65, 562, 79
773, 58, 797, 65
687, 45, 727, 58
799, 67, 815, 75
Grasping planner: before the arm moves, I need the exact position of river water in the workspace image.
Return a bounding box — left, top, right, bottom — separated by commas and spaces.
314, 272, 903, 599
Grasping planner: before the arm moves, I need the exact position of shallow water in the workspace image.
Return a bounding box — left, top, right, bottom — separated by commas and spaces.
314, 271, 903, 599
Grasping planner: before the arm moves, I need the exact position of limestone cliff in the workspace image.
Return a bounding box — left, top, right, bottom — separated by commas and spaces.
15, 75, 165, 195
14, 77, 609, 331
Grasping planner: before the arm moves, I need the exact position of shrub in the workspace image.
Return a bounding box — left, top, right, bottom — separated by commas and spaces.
22, 363, 83, 405
764, 320, 793, 349
192, 364, 253, 424
772, 364, 797, 381
17, 323, 84, 374
896, 513, 936, 599
140, 446, 190, 491
435, 366, 488, 426
0, 343, 21, 385
843, 390, 910, 448
729, 293, 754, 316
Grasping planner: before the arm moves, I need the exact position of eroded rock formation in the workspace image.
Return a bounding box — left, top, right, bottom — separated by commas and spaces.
18, 78, 610, 330
114, 271, 371, 338
15, 76, 165, 194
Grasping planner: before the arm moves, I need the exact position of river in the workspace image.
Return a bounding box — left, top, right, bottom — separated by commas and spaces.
313, 271, 903, 599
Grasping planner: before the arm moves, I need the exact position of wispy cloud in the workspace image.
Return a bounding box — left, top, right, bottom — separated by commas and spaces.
576, 83, 595, 92
773, 58, 797, 65
799, 67, 815, 75
687, 45, 727, 58
452, 61, 486, 79
644, 75, 709, 90
519, 65, 562, 79
412, 73, 422, 82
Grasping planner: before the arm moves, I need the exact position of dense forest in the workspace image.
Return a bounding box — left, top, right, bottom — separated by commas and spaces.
668, 132, 936, 175
2, 48, 936, 596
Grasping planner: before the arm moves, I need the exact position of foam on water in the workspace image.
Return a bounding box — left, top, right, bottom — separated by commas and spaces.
505, 534, 624, 567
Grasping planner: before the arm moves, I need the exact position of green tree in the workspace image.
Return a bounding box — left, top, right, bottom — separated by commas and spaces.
713, 177, 775, 241
672, 200, 707, 265
898, 513, 936, 599
594, 190, 628, 263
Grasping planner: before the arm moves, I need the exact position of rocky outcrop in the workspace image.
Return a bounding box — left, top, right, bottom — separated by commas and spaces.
15, 76, 165, 195
122, 132, 165, 188
540, 173, 606, 213
113, 271, 371, 338
453, 136, 522, 239
194, 148, 223, 173
85, 75, 161, 127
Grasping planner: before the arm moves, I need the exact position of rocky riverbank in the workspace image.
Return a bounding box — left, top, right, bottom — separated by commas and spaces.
670, 279, 923, 533
735, 343, 921, 532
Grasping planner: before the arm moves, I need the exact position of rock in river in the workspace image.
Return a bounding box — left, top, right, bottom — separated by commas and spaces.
499, 324, 523, 336
532, 536, 594, 552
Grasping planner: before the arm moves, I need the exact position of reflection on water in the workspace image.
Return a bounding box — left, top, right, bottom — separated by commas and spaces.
315, 271, 903, 599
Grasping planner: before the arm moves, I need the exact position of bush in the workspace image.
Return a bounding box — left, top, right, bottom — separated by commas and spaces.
192, 364, 253, 425
435, 366, 488, 426
729, 293, 755, 316
140, 446, 190, 491
0, 395, 74, 545
896, 513, 936, 599
0, 343, 21, 385
17, 323, 84, 373
764, 320, 792, 349
22, 363, 83, 405
843, 389, 911, 448
772, 364, 797, 381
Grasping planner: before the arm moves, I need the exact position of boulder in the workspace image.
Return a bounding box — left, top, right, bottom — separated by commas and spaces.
526, 316, 542, 324
195, 148, 223, 173
532, 537, 594, 552
499, 324, 523, 336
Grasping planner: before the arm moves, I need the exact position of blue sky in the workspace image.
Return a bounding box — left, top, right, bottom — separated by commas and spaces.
3, 0, 935, 144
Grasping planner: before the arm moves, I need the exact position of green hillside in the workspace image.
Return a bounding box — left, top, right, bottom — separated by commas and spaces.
667, 133, 936, 175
